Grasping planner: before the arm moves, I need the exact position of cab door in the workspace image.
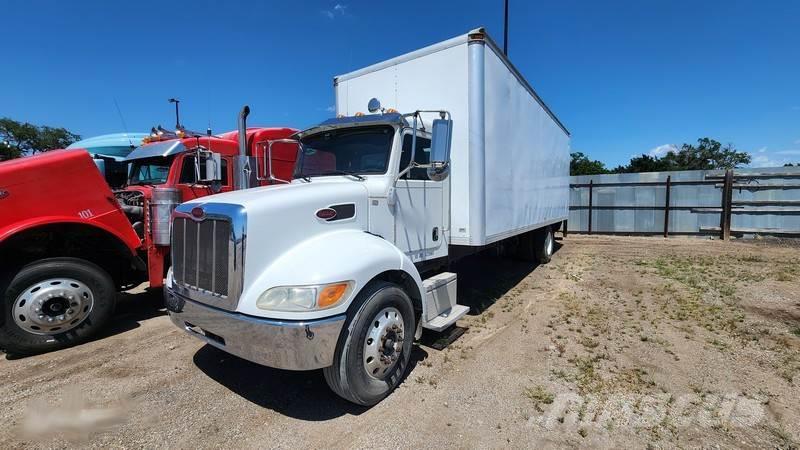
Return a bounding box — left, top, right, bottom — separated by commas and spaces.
393, 132, 448, 263
175, 154, 232, 201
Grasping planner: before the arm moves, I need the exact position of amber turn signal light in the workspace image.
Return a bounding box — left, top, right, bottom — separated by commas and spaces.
318, 282, 350, 308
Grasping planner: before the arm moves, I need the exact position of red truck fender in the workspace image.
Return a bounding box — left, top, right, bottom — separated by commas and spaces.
0, 213, 141, 256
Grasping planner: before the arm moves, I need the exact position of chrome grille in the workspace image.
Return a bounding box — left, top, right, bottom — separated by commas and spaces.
173, 217, 231, 297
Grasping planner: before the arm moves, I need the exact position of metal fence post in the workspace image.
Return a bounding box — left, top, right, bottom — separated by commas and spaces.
720, 169, 734, 240
587, 179, 593, 235
663, 175, 671, 238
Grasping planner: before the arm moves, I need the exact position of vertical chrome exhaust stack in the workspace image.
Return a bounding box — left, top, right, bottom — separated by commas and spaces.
235, 105, 251, 190
238, 105, 250, 157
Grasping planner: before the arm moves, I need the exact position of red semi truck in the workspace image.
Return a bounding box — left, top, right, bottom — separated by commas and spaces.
0, 107, 297, 355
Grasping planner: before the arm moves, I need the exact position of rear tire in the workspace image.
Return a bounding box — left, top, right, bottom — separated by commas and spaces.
323, 281, 415, 406
534, 226, 555, 264
515, 226, 555, 263
0, 257, 116, 356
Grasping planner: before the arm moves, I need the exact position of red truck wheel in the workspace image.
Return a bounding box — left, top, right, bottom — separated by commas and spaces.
0, 257, 116, 356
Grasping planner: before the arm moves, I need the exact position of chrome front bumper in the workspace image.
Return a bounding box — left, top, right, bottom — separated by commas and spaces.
165, 288, 346, 371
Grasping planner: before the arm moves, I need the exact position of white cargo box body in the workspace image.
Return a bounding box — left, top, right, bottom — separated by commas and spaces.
335, 28, 570, 246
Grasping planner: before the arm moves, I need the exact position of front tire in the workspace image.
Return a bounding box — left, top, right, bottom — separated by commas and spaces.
0, 257, 116, 356
323, 281, 415, 406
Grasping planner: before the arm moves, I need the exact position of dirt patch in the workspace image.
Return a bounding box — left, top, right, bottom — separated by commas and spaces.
0, 235, 798, 448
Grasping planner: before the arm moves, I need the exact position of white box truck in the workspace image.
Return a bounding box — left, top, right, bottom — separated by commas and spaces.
165, 28, 570, 405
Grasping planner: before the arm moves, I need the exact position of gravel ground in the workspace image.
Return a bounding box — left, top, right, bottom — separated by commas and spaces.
1, 235, 798, 449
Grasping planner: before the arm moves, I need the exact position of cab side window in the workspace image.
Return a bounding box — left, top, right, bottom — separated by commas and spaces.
179, 155, 229, 185
399, 134, 431, 180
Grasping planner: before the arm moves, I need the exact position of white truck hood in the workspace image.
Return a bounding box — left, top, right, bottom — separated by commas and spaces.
182, 178, 371, 295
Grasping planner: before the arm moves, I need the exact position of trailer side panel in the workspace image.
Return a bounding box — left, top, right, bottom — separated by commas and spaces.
482, 45, 570, 243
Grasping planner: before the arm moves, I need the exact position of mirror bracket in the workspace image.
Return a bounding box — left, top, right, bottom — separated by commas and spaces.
256, 139, 297, 184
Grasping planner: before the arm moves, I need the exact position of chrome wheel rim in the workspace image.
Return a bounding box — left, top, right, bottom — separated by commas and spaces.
12, 278, 94, 335
363, 307, 404, 380
545, 230, 554, 256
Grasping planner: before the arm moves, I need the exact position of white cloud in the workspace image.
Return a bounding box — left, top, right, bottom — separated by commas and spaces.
647, 144, 678, 158
748, 147, 798, 168
321, 3, 348, 19
326, 105, 335, 112
750, 154, 784, 168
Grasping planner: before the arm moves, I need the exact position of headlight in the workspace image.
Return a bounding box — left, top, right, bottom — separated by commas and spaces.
256, 281, 352, 312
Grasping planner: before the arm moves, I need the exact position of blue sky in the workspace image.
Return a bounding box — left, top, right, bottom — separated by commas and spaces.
2, 0, 798, 167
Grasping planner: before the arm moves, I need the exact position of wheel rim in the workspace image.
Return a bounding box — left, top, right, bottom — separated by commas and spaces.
545, 230, 554, 256
363, 307, 405, 380
12, 278, 95, 335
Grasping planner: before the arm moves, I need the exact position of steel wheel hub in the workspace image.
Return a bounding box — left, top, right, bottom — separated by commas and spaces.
363, 307, 404, 379
12, 278, 94, 335
545, 231, 554, 255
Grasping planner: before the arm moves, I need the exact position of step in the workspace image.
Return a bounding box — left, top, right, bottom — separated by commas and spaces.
423, 304, 470, 332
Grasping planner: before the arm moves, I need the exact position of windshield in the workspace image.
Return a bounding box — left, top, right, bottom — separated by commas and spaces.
128, 157, 173, 185
295, 125, 394, 178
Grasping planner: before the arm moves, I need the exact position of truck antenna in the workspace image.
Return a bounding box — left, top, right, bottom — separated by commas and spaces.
503, 0, 509, 56
113, 98, 134, 148
168, 98, 182, 130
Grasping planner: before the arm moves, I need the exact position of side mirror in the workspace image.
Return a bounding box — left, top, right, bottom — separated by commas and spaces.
201, 152, 222, 182
427, 118, 453, 181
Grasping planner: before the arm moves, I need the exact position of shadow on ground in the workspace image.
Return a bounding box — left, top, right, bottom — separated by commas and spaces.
193, 343, 429, 420
454, 240, 563, 315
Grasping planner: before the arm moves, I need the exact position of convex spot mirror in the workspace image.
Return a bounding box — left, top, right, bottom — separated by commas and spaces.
427, 118, 453, 181
199, 152, 222, 182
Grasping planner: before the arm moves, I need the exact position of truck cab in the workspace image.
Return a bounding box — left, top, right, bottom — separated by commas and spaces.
117, 127, 298, 289
166, 109, 464, 405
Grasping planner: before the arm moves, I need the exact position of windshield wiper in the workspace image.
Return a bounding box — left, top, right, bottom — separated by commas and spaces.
316, 170, 366, 181
293, 171, 311, 182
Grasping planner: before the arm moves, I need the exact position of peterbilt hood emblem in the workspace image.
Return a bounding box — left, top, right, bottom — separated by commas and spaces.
190, 206, 206, 220
315, 208, 337, 221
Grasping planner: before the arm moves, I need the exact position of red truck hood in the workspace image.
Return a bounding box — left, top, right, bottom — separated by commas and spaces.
0, 150, 142, 252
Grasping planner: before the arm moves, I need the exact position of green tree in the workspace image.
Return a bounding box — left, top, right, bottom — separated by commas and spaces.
616, 138, 751, 173
0, 118, 80, 161
663, 138, 750, 170
618, 154, 673, 173
570, 151, 610, 176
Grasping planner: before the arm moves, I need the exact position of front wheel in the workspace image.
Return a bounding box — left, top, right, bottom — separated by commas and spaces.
323, 281, 415, 406
0, 257, 117, 356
